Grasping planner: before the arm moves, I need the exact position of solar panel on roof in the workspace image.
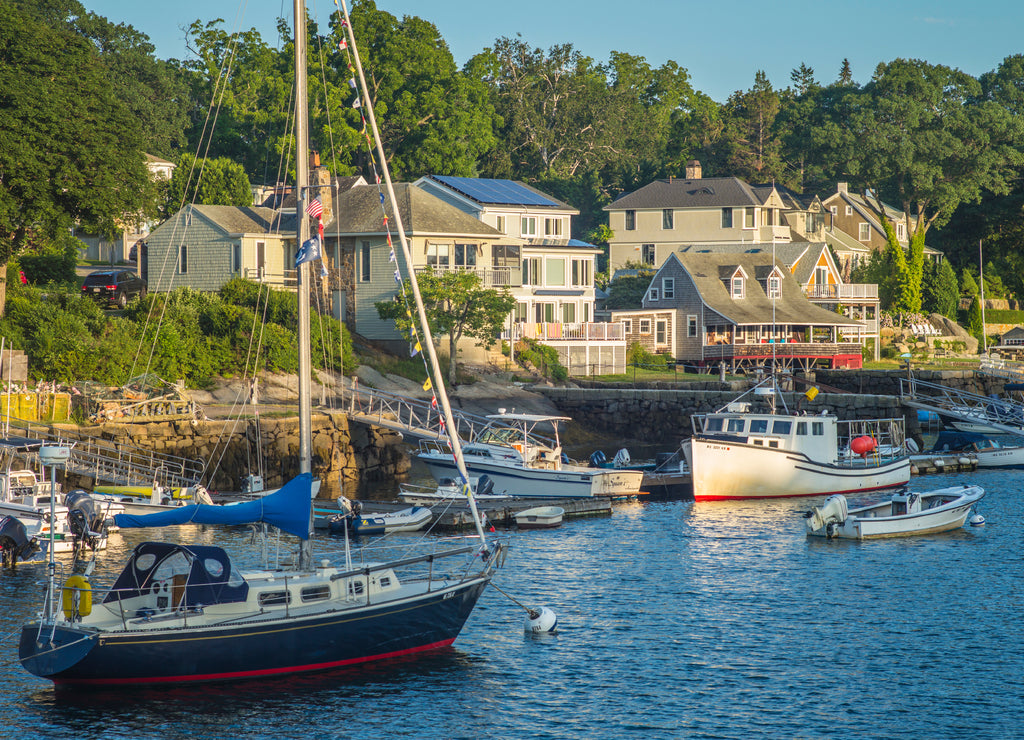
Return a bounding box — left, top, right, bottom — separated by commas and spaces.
432, 175, 559, 207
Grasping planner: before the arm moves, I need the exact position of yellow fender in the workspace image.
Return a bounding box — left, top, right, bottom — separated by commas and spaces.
62, 575, 92, 620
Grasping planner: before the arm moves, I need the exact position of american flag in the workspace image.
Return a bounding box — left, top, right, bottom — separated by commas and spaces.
305, 197, 323, 219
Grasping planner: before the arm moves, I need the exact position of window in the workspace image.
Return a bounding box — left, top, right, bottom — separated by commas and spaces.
622, 318, 633, 333
625, 210, 636, 230
731, 277, 744, 299
233, 244, 241, 274
764, 209, 774, 226
522, 257, 541, 285
768, 276, 781, 299
896, 222, 905, 240
845, 205, 853, 216
561, 303, 576, 323
815, 266, 829, 286
829, 205, 838, 216
662, 209, 674, 229
706, 418, 723, 432
812, 421, 824, 435
750, 419, 768, 433
656, 319, 667, 345
571, 259, 592, 287
722, 208, 733, 228
727, 419, 745, 432
796, 421, 807, 435
360, 241, 371, 281
258, 591, 291, 607
642, 244, 656, 266
545, 258, 566, 286
521, 216, 537, 236
496, 215, 506, 233
858, 222, 870, 242
178, 245, 188, 274
427, 243, 450, 268
743, 207, 756, 229
515, 302, 529, 322
492, 244, 520, 268
545, 218, 563, 236
454, 243, 476, 268
649, 288, 659, 301
772, 420, 793, 435
639, 318, 651, 334
687, 315, 697, 337
662, 278, 674, 300
535, 303, 555, 322
301, 585, 330, 602
583, 303, 590, 322
805, 214, 815, 232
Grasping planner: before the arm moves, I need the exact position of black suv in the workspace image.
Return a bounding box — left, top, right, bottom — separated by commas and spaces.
81, 270, 147, 308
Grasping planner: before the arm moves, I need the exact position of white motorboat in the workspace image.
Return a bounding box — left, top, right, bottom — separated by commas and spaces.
804, 485, 985, 539
89, 484, 215, 515
418, 413, 644, 499
398, 475, 513, 505
514, 506, 564, 530
329, 503, 433, 536
928, 430, 1024, 469
684, 380, 911, 501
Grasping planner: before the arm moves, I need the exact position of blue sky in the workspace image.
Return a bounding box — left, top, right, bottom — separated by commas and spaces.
83, 0, 1023, 103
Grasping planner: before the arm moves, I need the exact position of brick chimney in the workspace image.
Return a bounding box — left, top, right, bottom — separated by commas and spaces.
312, 164, 333, 221
685, 159, 702, 179
837, 182, 848, 194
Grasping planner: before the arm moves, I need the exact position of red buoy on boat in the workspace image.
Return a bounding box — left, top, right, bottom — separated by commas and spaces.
850, 436, 877, 458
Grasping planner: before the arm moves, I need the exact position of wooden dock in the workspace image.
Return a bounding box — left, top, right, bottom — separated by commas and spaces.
352, 497, 615, 531
909, 454, 978, 475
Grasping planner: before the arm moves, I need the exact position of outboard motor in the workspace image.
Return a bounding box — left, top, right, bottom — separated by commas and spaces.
589, 450, 607, 468
67, 494, 106, 549
612, 448, 631, 468
804, 494, 849, 537
0, 516, 39, 567
477, 475, 494, 497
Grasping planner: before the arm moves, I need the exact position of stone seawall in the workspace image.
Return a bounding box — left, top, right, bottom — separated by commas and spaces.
814, 369, 1005, 397
56, 413, 409, 500
536, 387, 918, 447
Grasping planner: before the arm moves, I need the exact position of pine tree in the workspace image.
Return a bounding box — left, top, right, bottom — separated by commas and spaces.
838, 59, 854, 85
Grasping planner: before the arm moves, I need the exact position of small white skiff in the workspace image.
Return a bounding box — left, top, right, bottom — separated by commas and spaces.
804, 485, 984, 539
514, 506, 564, 530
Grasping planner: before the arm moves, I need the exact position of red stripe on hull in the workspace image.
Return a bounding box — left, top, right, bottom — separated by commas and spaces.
694, 481, 902, 502
53, 639, 456, 687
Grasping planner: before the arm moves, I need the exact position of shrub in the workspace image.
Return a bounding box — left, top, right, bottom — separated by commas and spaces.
515, 338, 568, 381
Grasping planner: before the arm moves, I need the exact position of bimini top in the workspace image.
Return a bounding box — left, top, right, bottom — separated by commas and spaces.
485, 414, 572, 423
113, 473, 312, 539
103, 542, 249, 608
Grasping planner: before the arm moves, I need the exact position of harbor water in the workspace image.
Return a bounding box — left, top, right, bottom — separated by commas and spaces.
0, 467, 1021, 739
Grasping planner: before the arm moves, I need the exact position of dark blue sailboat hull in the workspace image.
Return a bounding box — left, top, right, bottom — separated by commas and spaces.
20, 579, 488, 686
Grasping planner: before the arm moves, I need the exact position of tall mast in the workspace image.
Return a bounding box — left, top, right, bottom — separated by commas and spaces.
295, 0, 313, 569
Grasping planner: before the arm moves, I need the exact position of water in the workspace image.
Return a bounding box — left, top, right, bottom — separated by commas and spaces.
1, 468, 1021, 739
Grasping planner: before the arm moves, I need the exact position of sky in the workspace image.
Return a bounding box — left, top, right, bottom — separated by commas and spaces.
82, 0, 1024, 103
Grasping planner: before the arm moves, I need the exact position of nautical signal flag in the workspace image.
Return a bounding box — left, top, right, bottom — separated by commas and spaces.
410, 341, 421, 357
422, 378, 432, 391
430, 395, 438, 409
305, 198, 323, 219
295, 236, 321, 267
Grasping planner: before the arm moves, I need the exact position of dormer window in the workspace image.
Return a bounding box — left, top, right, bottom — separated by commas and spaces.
650, 287, 659, 301
768, 275, 781, 299
732, 277, 744, 299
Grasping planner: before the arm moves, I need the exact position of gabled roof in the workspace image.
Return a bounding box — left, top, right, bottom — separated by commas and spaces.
1000, 326, 1024, 341
263, 176, 367, 210
605, 177, 775, 211
332, 183, 504, 237
653, 252, 859, 327
421, 175, 576, 211
187, 205, 291, 236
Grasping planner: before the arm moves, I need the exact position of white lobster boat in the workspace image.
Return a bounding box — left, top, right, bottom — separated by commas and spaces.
684, 381, 911, 501
418, 413, 643, 499
804, 485, 985, 539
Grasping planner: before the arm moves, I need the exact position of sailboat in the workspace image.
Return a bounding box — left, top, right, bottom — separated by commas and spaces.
17, 0, 503, 686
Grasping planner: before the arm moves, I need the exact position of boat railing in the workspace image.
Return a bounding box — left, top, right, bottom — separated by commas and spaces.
836, 417, 907, 459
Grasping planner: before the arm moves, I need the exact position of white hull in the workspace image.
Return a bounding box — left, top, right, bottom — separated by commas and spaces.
514, 506, 564, 529
806, 486, 984, 539
688, 438, 911, 501
419, 454, 643, 499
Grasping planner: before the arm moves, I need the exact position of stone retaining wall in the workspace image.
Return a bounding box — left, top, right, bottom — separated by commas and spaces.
55, 413, 409, 500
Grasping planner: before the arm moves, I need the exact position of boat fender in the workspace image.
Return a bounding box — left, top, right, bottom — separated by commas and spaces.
525, 606, 558, 634
970, 514, 986, 526
61, 575, 92, 620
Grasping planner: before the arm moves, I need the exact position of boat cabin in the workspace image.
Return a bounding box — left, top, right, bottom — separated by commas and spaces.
696, 406, 841, 463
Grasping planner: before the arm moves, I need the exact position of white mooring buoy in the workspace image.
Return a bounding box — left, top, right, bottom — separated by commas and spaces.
970, 514, 986, 527
525, 606, 558, 633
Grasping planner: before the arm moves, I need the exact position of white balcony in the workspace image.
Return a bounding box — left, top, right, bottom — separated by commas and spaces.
509, 321, 625, 342
242, 267, 297, 288
415, 265, 521, 288
806, 283, 879, 301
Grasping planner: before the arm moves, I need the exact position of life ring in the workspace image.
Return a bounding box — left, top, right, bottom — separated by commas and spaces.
61, 575, 92, 620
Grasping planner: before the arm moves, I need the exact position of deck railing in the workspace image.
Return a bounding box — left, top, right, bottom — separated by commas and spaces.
509, 322, 625, 342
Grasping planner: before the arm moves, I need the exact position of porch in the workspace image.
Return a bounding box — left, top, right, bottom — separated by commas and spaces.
508, 321, 627, 375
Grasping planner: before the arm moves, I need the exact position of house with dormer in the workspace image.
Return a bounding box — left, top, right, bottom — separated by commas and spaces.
611, 253, 864, 372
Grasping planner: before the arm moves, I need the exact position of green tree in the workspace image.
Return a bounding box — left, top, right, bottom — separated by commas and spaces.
374, 271, 515, 386
165, 153, 253, 209
0, 2, 153, 315
922, 259, 959, 318
720, 71, 785, 183
960, 268, 979, 299
605, 264, 656, 309
966, 295, 984, 347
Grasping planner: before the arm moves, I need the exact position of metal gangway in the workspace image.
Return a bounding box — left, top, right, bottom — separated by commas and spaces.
345, 383, 525, 444
1, 416, 205, 489
899, 377, 1024, 435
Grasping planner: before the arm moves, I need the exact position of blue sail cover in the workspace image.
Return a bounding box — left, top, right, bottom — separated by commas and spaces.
113, 473, 313, 539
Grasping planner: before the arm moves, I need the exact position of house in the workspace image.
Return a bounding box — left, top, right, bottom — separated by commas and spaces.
76, 153, 178, 264
611, 253, 864, 372
414, 175, 625, 374
821, 182, 943, 272
143, 204, 294, 292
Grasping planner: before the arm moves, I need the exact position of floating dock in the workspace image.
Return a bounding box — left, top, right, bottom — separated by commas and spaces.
351, 497, 615, 532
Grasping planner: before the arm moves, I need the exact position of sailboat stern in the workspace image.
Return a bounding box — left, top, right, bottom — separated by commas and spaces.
19, 622, 99, 679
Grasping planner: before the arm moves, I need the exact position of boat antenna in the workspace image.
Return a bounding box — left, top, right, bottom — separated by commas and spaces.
294, 0, 314, 570
337, 0, 489, 548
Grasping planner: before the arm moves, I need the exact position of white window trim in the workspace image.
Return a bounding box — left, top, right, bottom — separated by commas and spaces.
858, 222, 870, 242
649, 287, 659, 301
662, 277, 674, 300
687, 314, 697, 338
639, 318, 652, 334
622, 318, 632, 333
655, 319, 668, 346
768, 276, 781, 299
732, 277, 744, 299
521, 216, 537, 237
845, 205, 853, 216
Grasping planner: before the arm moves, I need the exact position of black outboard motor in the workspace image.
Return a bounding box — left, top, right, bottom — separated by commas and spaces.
0, 516, 39, 568
477, 475, 494, 497
66, 491, 106, 549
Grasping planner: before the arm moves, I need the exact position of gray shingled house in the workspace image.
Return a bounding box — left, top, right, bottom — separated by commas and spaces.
611, 252, 864, 372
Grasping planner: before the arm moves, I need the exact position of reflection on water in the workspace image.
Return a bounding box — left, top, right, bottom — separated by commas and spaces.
1, 470, 1021, 738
